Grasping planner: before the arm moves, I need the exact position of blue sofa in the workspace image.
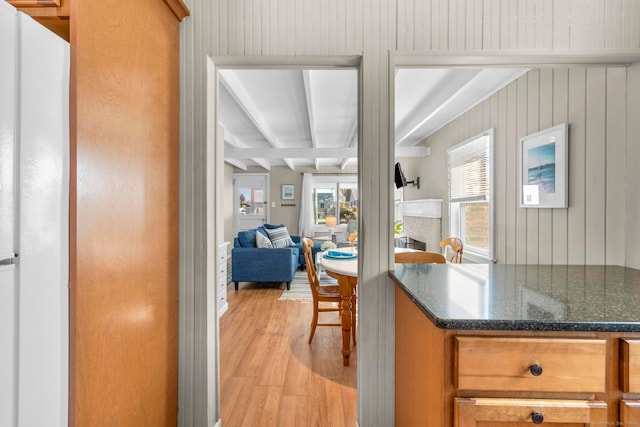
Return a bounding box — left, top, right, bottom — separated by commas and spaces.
231, 225, 323, 290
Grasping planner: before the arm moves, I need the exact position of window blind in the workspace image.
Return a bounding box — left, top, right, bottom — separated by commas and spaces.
448, 135, 489, 203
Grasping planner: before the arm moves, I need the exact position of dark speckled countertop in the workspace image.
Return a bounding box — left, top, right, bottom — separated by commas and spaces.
389, 264, 640, 332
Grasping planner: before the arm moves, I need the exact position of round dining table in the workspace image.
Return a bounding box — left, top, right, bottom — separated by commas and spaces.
318, 246, 425, 366
318, 248, 358, 366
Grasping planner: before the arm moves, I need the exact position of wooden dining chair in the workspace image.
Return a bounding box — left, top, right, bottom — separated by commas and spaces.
302, 238, 356, 345
394, 251, 446, 264
440, 237, 464, 263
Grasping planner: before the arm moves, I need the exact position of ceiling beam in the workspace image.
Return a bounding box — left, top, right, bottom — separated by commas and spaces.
225, 146, 428, 159
302, 70, 320, 170
336, 119, 358, 168
224, 158, 247, 170
395, 69, 483, 147
339, 158, 354, 170
222, 125, 271, 171
219, 70, 295, 170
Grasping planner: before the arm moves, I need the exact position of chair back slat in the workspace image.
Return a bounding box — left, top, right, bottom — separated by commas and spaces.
394, 251, 446, 264
439, 237, 464, 263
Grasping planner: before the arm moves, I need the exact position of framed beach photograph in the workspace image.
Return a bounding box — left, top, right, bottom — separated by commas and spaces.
281, 184, 294, 200
519, 123, 568, 208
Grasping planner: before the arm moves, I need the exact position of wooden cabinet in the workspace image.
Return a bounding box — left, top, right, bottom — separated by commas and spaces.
218, 242, 229, 317
455, 337, 607, 425
455, 397, 607, 426
394, 286, 640, 427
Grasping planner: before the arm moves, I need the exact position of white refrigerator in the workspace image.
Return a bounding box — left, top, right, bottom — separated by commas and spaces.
0, 3, 69, 426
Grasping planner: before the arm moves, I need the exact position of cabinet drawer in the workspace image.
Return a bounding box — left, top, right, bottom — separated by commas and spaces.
621, 400, 640, 424
621, 339, 640, 393
456, 337, 606, 392
455, 397, 607, 425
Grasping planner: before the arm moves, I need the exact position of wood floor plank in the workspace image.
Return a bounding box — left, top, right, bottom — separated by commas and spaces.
220, 282, 357, 426
276, 395, 310, 427
240, 385, 282, 427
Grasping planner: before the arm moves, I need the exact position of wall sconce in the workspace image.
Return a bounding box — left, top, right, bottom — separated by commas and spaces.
406, 177, 420, 189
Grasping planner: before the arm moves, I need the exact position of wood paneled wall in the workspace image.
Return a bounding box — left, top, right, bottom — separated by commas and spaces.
395, 0, 640, 51
401, 65, 637, 267
178, 1, 640, 425
70, 1, 186, 426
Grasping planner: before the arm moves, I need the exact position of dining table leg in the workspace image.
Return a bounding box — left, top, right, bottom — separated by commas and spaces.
338, 275, 356, 366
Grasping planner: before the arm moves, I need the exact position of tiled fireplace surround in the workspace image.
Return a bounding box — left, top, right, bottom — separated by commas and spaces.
398, 199, 443, 253
402, 216, 441, 252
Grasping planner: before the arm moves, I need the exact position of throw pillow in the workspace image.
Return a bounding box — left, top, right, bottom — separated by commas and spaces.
256, 230, 273, 248
263, 223, 285, 229
265, 225, 295, 248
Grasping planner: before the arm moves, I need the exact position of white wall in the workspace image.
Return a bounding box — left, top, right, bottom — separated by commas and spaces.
178, 1, 640, 425
401, 65, 640, 267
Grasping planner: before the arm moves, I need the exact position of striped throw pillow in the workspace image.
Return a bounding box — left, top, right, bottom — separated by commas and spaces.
265, 226, 295, 248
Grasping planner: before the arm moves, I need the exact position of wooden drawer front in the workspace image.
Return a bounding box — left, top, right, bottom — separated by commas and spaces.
455, 397, 607, 425
621, 339, 640, 393
621, 400, 640, 424
456, 337, 606, 392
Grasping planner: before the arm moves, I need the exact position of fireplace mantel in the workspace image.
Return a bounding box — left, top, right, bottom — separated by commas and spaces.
397, 199, 442, 218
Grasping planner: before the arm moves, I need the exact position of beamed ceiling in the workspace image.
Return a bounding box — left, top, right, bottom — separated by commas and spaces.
220, 67, 528, 171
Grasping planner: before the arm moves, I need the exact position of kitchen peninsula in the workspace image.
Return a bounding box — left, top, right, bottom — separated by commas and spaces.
390, 264, 640, 426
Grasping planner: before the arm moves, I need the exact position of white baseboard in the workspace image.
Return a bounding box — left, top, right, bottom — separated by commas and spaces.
214, 419, 222, 427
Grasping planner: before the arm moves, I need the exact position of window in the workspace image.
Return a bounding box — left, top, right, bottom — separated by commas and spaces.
447, 129, 494, 262
311, 175, 358, 228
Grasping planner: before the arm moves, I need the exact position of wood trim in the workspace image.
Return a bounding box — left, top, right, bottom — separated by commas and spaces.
8, 0, 69, 41
163, 0, 189, 21
393, 49, 640, 68
7, 0, 68, 16
7, 0, 60, 7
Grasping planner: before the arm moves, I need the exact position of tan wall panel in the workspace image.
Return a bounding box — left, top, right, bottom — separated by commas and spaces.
71, 0, 180, 425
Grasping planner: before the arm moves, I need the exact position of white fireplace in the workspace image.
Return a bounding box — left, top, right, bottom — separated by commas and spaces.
397, 199, 442, 252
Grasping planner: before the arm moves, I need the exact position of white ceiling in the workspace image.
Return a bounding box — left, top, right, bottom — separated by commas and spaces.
220, 67, 528, 171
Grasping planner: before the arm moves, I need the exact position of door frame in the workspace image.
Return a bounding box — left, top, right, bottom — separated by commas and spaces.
203, 55, 362, 427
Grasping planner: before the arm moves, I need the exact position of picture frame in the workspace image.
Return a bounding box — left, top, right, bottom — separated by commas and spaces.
281, 184, 294, 200
518, 123, 568, 208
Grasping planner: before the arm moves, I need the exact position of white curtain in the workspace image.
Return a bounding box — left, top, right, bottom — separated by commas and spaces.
298, 173, 315, 237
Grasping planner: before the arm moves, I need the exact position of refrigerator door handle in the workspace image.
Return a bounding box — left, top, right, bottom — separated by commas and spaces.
0, 253, 18, 266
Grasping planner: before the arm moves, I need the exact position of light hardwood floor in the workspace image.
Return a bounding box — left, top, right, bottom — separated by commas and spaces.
220, 281, 357, 427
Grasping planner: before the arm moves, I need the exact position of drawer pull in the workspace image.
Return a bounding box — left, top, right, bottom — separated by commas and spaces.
529, 364, 543, 376
531, 412, 544, 424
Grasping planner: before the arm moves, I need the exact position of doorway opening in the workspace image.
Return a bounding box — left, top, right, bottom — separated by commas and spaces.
208, 57, 361, 426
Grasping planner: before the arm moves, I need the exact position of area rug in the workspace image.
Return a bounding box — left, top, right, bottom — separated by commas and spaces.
278, 270, 338, 301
